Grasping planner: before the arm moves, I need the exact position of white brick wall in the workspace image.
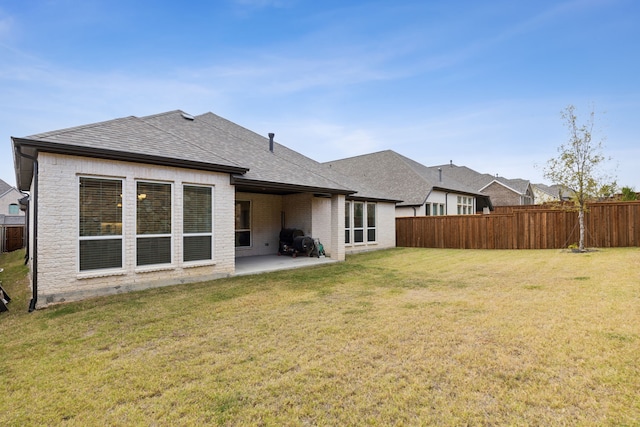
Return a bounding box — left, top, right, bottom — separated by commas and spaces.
34, 153, 235, 307
235, 192, 283, 257
375, 202, 396, 250
329, 195, 345, 260
311, 197, 331, 252
345, 200, 396, 254
283, 193, 312, 234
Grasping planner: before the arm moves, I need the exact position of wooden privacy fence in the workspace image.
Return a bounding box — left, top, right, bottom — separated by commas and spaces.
396, 201, 640, 249
1, 226, 24, 253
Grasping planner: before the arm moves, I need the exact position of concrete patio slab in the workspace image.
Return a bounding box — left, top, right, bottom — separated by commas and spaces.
234, 254, 339, 276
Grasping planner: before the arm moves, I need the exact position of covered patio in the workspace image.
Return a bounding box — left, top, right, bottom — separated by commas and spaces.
234, 254, 339, 277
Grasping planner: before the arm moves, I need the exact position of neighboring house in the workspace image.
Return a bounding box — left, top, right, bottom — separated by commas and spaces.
481, 177, 534, 206
0, 179, 25, 217
533, 183, 562, 204
325, 150, 492, 217
430, 162, 534, 206
0, 179, 26, 253
12, 110, 398, 309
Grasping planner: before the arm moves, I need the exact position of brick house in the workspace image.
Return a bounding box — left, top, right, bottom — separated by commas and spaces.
12, 110, 399, 309
0, 179, 25, 217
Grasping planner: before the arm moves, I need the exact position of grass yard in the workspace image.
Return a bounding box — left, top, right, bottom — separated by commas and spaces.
1, 247, 639, 426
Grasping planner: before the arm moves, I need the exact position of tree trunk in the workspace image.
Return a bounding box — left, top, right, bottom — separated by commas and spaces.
578, 208, 585, 251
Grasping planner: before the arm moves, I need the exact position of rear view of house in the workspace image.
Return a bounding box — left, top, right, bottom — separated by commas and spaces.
12, 110, 397, 309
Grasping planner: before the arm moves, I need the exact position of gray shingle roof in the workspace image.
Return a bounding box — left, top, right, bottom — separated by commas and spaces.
534, 183, 571, 199
23, 112, 244, 170
14, 110, 396, 198
0, 214, 25, 226
0, 179, 12, 197
430, 163, 532, 196
326, 150, 484, 207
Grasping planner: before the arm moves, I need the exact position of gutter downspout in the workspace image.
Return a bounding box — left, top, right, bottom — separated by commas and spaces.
19, 192, 30, 264
421, 189, 434, 215
16, 146, 38, 312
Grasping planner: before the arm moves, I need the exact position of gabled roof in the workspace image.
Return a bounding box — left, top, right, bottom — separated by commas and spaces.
482, 177, 532, 196
533, 183, 572, 200
0, 179, 13, 197
325, 150, 486, 207
12, 110, 371, 198
430, 163, 532, 196
533, 183, 557, 198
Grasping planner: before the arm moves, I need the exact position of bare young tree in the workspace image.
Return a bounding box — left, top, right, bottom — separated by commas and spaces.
543, 105, 616, 251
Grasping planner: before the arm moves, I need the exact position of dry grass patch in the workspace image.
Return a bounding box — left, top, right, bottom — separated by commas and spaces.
1, 247, 639, 425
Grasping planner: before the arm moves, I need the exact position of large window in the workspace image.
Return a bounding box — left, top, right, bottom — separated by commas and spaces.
345, 201, 351, 244
428, 203, 445, 216
367, 203, 376, 242
183, 185, 212, 262
79, 177, 123, 271
353, 202, 364, 243
345, 201, 376, 244
235, 200, 251, 247
137, 181, 172, 266
457, 196, 474, 215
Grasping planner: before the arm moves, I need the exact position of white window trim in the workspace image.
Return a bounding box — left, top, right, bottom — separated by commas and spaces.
345, 201, 377, 246
235, 199, 252, 249
77, 175, 125, 274
345, 201, 351, 245
183, 184, 215, 265
456, 196, 475, 215
135, 180, 174, 270
366, 202, 377, 243
353, 201, 365, 244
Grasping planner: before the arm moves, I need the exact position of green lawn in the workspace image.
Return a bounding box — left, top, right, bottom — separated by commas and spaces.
1, 247, 639, 426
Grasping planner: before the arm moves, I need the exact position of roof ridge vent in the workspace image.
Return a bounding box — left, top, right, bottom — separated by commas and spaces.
181, 112, 195, 121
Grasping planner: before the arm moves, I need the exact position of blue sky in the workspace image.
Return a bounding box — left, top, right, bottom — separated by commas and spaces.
2, 0, 639, 190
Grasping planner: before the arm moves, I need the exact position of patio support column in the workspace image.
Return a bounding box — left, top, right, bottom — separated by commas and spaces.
329, 194, 346, 261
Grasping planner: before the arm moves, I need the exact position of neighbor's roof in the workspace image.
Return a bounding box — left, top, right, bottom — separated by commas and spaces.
430, 163, 532, 196
533, 183, 558, 197
12, 110, 377, 198
487, 176, 532, 195
0, 179, 13, 197
534, 183, 572, 199
0, 214, 25, 226
325, 150, 485, 207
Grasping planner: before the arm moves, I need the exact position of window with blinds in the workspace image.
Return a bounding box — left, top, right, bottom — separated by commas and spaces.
79, 177, 123, 271
345, 201, 351, 244
235, 200, 251, 247
353, 201, 364, 243
183, 185, 212, 262
136, 181, 172, 266
367, 203, 376, 242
